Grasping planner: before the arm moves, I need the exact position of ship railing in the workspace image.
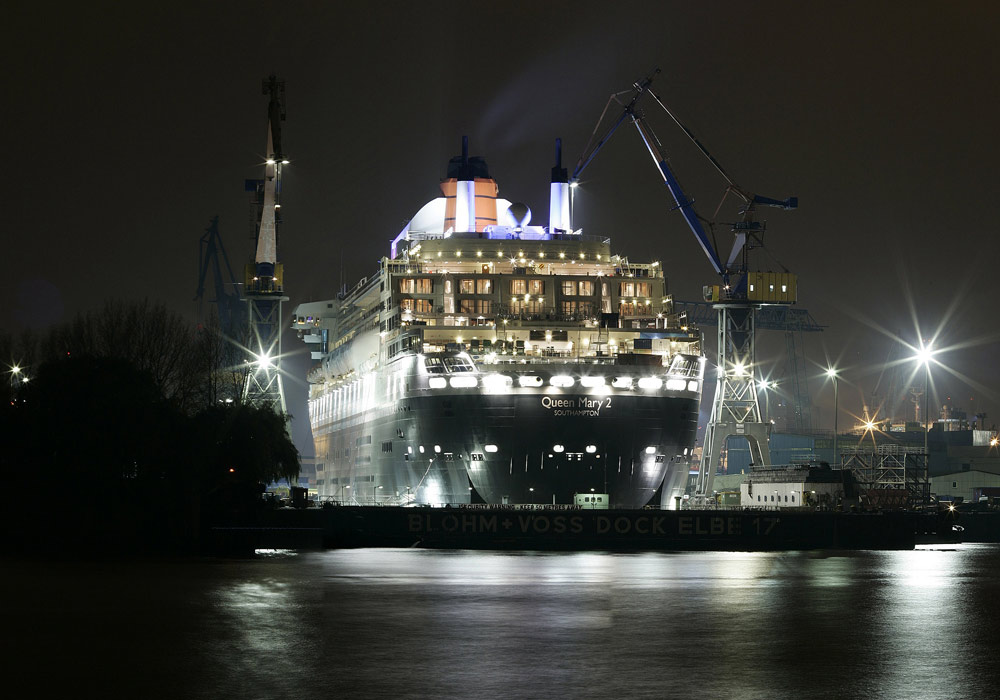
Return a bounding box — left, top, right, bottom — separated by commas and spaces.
404, 229, 612, 245
481, 354, 621, 366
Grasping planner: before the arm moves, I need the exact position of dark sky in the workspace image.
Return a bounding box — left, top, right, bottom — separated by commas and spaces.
6, 1, 1000, 449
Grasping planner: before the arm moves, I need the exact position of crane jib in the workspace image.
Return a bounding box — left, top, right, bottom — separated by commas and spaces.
657, 160, 724, 275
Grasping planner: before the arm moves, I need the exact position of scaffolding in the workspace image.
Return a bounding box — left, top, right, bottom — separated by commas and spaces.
842, 445, 929, 509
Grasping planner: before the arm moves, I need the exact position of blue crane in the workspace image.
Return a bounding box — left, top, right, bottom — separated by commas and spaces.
571, 70, 804, 498
571, 69, 796, 297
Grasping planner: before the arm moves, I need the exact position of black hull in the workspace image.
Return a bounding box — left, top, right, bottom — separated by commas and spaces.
313, 383, 699, 508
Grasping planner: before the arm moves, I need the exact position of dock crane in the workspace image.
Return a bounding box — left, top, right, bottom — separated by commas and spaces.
572, 69, 799, 501
242, 75, 290, 414
194, 216, 243, 335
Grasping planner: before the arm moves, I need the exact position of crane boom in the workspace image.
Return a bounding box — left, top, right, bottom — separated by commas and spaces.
571, 69, 796, 296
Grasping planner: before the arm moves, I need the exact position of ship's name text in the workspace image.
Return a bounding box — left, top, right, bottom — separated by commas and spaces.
540, 395, 610, 416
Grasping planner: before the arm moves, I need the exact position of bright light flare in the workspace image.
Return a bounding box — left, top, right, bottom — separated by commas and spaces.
255, 353, 273, 369
914, 342, 936, 366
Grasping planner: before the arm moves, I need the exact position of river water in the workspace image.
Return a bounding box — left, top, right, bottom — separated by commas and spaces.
6, 545, 1000, 699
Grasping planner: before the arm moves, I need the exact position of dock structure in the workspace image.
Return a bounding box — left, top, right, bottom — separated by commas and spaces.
842, 445, 930, 510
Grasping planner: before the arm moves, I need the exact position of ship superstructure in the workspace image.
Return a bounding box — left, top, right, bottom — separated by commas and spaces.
293, 140, 704, 508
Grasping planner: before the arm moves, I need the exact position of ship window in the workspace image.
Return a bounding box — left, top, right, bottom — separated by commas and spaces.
444, 356, 475, 373
476, 279, 492, 294
444, 279, 453, 294
459, 279, 475, 294
791, 495, 795, 503
413, 299, 432, 313
562, 280, 576, 296
415, 278, 433, 294
528, 280, 544, 295
578, 280, 594, 296
510, 299, 543, 314
424, 357, 446, 374
460, 299, 493, 315
400, 278, 415, 294
510, 279, 526, 295
471, 453, 485, 461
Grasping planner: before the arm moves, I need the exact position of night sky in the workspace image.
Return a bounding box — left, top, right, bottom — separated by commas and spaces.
6, 1, 999, 454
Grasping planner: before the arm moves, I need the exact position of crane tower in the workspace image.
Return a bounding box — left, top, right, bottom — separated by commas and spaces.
242, 75, 289, 413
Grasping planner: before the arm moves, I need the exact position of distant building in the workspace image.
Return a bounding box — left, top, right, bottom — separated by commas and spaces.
931, 470, 1000, 504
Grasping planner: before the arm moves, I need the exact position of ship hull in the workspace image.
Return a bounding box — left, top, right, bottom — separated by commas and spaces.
310, 358, 701, 509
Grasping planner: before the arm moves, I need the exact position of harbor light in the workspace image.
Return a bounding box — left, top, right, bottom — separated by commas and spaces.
254, 352, 272, 369
913, 341, 936, 456
826, 367, 839, 463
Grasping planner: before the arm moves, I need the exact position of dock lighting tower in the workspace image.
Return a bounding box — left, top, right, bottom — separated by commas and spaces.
826, 368, 839, 464
242, 75, 289, 414
914, 343, 935, 458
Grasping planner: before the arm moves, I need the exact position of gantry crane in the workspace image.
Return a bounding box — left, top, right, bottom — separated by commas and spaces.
572, 69, 798, 501
242, 75, 290, 413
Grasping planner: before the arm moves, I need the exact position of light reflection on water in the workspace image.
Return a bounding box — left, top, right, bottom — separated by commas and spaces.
5, 545, 1000, 699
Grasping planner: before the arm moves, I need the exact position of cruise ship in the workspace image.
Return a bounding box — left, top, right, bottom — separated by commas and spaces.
292, 139, 704, 509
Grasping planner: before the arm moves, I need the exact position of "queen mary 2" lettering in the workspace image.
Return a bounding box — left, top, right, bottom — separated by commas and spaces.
541, 395, 612, 417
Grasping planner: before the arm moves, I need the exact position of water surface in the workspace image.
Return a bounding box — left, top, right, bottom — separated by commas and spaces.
5, 545, 999, 699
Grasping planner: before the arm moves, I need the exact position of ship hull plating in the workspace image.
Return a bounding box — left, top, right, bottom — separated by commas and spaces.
311, 362, 700, 509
